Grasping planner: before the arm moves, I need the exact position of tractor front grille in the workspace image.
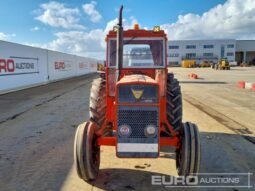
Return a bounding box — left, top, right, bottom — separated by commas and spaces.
117, 106, 159, 143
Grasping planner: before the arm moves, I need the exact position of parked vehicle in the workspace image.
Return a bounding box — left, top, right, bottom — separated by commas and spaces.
214, 58, 230, 70
182, 59, 196, 68
74, 6, 201, 182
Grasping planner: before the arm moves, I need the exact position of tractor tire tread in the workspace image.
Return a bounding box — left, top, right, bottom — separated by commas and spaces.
166, 73, 183, 130
90, 77, 106, 127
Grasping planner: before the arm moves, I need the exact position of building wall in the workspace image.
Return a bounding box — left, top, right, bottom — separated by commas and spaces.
167, 39, 236, 66
0, 41, 48, 92
236, 40, 255, 64
236, 40, 255, 52
0, 40, 97, 94
48, 50, 77, 81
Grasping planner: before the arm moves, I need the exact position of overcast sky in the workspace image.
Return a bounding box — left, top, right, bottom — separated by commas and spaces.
0, 0, 255, 59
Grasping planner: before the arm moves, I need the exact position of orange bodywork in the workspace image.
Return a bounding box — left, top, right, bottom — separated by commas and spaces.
96, 28, 179, 153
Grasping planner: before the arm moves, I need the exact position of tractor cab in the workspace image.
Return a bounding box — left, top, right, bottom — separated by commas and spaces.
74, 5, 201, 182
105, 24, 168, 99
104, 23, 170, 158
106, 25, 167, 75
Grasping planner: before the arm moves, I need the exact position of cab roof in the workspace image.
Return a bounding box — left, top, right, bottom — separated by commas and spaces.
106, 29, 167, 39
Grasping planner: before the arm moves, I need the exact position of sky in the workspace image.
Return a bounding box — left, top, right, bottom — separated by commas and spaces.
0, 0, 255, 59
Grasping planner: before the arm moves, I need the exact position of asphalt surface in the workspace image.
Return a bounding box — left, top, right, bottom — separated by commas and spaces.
0, 68, 254, 191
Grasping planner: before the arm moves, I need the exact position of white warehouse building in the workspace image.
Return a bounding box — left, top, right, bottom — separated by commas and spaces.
167, 39, 255, 66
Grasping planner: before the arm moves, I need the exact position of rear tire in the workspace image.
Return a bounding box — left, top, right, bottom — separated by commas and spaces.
89, 77, 106, 128
74, 122, 100, 181
166, 73, 183, 131
176, 122, 201, 176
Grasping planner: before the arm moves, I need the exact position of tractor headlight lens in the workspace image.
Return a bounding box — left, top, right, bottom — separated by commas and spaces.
119, 124, 131, 137
145, 125, 156, 137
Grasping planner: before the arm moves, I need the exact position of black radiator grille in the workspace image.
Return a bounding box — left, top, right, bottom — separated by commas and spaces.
117, 106, 159, 141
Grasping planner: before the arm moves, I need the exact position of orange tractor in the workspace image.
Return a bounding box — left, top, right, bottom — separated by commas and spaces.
74, 6, 201, 181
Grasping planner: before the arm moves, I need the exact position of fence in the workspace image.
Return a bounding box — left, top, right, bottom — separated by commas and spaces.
0, 40, 97, 94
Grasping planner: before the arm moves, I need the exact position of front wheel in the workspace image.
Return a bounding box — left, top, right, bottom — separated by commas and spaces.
176, 122, 201, 176
74, 122, 100, 181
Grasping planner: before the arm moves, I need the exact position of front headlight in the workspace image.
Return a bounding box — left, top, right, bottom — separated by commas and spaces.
119, 124, 131, 137
145, 125, 156, 137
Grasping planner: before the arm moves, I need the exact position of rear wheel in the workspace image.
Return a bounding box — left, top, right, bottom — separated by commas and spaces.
176, 122, 201, 176
89, 77, 106, 128
166, 73, 183, 131
74, 122, 100, 181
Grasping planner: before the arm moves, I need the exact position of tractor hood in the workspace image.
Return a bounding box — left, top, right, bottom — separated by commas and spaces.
117, 74, 157, 85
116, 74, 159, 103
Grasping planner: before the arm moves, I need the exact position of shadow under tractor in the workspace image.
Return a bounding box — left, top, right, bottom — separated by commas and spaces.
74, 6, 201, 182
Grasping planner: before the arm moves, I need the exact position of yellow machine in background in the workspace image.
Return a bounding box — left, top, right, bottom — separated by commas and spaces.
200, 60, 212, 68
182, 60, 196, 68
97, 61, 105, 71
214, 58, 230, 70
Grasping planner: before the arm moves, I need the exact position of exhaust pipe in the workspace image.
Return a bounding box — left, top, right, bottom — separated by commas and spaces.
116, 5, 123, 81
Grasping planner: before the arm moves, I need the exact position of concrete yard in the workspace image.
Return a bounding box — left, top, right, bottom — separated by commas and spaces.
0, 67, 255, 191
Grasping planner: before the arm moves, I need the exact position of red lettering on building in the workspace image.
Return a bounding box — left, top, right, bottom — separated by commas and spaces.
55, 62, 65, 70
7, 59, 15, 72
0, 59, 15, 73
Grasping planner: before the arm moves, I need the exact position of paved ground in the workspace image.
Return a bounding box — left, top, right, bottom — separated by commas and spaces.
0, 67, 255, 191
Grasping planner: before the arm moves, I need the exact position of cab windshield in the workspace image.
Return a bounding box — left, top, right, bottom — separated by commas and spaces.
109, 39, 165, 68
